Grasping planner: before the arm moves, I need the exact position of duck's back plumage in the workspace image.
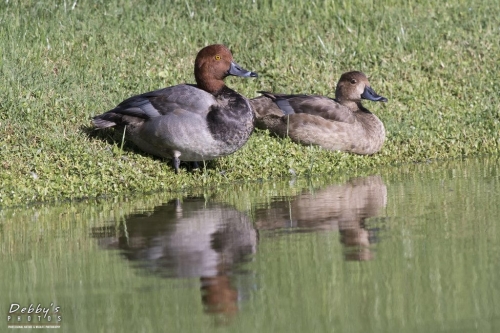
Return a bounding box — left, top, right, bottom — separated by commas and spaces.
253, 92, 356, 124
93, 85, 213, 127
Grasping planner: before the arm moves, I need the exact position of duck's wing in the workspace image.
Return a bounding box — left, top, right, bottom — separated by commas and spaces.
250, 95, 285, 119
258, 92, 356, 124
93, 84, 215, 128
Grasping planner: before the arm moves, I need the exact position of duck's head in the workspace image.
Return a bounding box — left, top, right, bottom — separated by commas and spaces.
335, 71, 387, 108
194, 44, 257, 93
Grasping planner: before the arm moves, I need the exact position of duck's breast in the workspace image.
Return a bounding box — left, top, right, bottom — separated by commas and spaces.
207, 87, 254, 145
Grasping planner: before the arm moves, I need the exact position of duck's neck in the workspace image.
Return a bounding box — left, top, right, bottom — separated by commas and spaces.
359, 104, 373, 114
337, 99, 371, 114
196, 74, 226, 95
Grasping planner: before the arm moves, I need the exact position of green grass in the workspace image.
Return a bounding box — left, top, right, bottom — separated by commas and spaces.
1, 0, 499, 207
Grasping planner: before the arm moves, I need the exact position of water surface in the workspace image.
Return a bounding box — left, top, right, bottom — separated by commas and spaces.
2, 157, 500, 332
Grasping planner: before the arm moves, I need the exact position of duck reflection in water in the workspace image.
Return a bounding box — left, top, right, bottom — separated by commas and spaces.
92, 197, 257, 320
92, 175, 386, 320
254, 175, 387, 261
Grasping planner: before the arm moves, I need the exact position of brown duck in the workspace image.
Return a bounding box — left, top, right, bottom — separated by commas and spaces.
251, 71, 388, 155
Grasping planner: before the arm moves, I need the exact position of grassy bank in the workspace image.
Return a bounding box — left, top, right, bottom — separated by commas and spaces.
1, 0, 499, 207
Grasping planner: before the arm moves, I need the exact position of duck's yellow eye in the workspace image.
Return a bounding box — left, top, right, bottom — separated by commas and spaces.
214, 55, 221, 61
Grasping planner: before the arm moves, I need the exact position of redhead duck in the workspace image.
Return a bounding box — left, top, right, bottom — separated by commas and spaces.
251, 71, 387, 155
92, 44, 257, 173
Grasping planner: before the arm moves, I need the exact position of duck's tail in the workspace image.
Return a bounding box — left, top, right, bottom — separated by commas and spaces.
92, 112, 122, 128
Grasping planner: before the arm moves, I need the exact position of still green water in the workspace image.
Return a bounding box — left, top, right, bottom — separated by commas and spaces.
2, 157, 500, 332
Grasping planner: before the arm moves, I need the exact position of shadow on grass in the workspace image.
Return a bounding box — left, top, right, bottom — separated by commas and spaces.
79, 124, 215, 173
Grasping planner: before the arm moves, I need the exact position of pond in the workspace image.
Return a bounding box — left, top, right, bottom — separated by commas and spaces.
2, 157, 500, 332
